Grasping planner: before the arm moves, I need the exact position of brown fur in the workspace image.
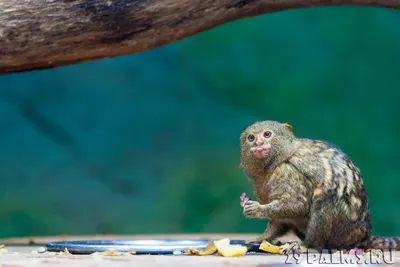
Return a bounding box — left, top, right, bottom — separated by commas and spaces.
240, 120, 400, 251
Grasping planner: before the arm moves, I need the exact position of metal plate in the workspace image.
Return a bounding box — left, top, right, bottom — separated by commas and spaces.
46, 239, 261, 255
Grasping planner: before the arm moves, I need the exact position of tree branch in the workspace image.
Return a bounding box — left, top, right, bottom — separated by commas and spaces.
0, 0, 399, 74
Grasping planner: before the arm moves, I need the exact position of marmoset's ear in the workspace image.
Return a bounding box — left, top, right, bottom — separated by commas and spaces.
283, 123, 293, 132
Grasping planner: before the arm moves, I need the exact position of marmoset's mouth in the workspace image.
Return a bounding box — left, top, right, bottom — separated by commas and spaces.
250, 145, 270, 159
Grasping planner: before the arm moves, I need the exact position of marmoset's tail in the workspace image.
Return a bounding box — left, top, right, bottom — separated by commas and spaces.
370, 236, 400, 250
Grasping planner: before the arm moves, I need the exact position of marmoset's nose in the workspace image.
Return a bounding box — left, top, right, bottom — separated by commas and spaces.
256, 140, 264, 146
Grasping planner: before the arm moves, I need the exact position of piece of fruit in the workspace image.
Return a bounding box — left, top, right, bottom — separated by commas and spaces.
187, 238, 248, 257
216, 244, 248, 257
186, 240, 217, 256
91, 251, 122, 256
240, 192, 252, 207
214, 238, 231, 248
56, 248, 71, 255
259, 240, 284, 254
214, 238, 248, 257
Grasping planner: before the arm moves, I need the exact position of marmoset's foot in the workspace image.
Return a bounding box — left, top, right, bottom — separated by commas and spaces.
281, 241, 317, 254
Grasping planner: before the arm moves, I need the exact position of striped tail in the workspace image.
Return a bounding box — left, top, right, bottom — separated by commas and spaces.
370, 236, 400, 250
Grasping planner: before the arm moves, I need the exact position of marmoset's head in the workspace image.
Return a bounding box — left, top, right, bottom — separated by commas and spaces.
240, 121, 295, 168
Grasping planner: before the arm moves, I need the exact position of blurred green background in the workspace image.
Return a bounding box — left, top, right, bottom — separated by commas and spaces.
0, 6, 399, 239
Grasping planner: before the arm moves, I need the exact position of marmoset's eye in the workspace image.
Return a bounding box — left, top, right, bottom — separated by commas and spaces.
247, 134, 255, 142
264, 131, 272, 138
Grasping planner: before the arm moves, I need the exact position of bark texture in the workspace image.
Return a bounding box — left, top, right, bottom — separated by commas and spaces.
0, 0, 399, 73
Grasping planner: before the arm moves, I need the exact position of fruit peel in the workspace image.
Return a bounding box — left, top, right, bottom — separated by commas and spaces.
186, 240, 217, 256
187, 238, 248, 257
259, 240, 284, 254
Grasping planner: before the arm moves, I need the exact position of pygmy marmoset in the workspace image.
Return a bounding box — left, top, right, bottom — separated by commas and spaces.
239, 120, 399, 252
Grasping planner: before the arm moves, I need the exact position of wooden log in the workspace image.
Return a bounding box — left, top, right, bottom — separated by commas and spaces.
0, 0, 399, 74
